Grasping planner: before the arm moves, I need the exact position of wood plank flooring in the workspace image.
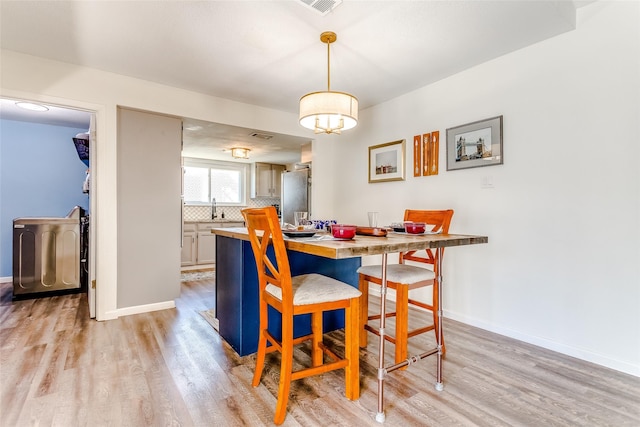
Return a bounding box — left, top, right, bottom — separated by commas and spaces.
1, 277, 638, 426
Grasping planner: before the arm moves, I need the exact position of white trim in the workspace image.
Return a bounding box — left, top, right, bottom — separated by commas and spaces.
108, 300, 176, 318
181, 264, 214, 272
0, 88, 112, 322
370, 283, 640, 378
0, 276, 12, 284
445, 310, 640, 378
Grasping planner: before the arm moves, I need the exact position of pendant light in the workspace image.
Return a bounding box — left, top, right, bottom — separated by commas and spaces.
299, 31, 358, 134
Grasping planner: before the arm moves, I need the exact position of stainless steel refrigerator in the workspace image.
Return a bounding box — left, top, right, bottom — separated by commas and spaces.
280, 168, 310, 225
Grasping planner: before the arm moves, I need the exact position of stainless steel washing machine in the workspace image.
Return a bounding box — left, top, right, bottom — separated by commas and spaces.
13, 206, 85, 297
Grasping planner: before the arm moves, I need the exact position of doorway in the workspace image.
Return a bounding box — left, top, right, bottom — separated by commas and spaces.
0, 97, 97, 317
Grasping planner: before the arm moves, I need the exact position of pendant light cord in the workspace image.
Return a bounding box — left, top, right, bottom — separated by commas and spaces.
326, 38, 331, 92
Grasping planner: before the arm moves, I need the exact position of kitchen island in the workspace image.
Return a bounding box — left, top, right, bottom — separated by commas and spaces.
211, 227, 488, 356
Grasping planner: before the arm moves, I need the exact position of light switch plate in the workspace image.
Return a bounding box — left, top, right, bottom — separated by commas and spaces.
481, 175, 494, 189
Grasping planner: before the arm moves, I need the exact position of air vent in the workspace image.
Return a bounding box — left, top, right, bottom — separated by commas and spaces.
298, 0, 342, 16
250, 132, 274, 140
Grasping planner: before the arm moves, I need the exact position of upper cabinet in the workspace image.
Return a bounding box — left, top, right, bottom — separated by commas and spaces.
251, 162, 286, 198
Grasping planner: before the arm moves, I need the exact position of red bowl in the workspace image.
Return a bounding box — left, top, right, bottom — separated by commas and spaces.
404, 222, 426, 234
331, 224, 357, 239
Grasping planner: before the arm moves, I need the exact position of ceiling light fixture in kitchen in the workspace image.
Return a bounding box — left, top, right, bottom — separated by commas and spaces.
15, 101, 49, 112
299, 31, 358, 135
231, 147, 250, 159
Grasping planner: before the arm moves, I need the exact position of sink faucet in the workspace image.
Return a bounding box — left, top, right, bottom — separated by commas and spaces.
211, 197, 217, 219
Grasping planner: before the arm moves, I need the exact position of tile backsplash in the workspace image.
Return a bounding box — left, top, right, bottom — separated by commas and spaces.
184, 197, 280, 222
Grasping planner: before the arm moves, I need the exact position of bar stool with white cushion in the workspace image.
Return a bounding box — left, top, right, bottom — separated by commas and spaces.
357, 209, 454, 366
242, 206, 361, 425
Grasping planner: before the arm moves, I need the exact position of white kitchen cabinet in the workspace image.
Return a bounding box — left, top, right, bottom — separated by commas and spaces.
182, 221, 245, 267
271, 164, 285, 197
181, 224, 197, 266
196, 223, 217, 265
251, 162, 286, 198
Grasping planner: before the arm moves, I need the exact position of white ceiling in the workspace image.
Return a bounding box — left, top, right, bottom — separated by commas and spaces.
0, 98, 92, 129
0, 0, 588, 163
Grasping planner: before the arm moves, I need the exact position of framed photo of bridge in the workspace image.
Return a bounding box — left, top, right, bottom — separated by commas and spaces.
446, 116, 503, 171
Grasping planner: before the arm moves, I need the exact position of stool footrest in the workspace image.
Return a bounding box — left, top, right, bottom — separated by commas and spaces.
364, 322, 436, 342
407, 325, 435, 338
368, 312, 397, 321
385, 347, 439, 374
364, 324, 397, 344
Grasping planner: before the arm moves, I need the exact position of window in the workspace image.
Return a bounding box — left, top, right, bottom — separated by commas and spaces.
183, 158, 247, 205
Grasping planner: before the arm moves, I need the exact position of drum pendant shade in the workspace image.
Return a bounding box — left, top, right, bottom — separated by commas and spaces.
299, 32, 358, 134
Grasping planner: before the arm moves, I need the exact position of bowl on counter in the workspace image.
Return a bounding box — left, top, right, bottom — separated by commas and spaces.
389, 222, 405, 232
404, 221, 426, 234
331, 224, 357, 239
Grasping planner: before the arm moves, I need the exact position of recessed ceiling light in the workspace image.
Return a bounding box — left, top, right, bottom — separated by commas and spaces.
15, 102, 49, 112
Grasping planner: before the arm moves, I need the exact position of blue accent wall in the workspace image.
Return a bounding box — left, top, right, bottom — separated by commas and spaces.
0, 119, 89, 277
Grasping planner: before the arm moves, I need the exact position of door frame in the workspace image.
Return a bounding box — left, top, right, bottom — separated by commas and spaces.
1, 90, 106, 319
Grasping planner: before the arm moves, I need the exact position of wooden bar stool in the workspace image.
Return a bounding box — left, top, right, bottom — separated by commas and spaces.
242, 207, 361, 425
357, 209, 453, 365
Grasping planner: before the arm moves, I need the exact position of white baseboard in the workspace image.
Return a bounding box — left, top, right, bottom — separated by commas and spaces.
181, 264, 214, 272
106, 300, 176, 319
0, 276, 13, 284
445, 310, 640, 378
369, 284, 639, 378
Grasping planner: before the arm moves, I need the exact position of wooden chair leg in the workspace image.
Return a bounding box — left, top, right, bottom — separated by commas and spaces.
311, 312, 323, 367
274, 311, 294, 425
252, 300, 268, 387
395, 285, 409, 367
344, 298, 360, 400
358, 274, 369, 347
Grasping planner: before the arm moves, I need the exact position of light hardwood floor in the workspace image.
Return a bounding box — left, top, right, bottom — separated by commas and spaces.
1, 278, 638, 426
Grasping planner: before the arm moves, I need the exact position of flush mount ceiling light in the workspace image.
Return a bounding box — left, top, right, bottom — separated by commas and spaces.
15, 101, 49, 112
299, 31, 358, 135
231, 147, 251, 159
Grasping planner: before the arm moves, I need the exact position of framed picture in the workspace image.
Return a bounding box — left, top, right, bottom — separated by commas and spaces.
368, 139, 405, 183
413, 135, 422, 177
446, 115, 503, 171
430, 131, 440, 175
422, 133, 431, 176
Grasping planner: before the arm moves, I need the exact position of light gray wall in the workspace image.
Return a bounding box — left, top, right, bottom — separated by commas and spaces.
117, 107, 182, 308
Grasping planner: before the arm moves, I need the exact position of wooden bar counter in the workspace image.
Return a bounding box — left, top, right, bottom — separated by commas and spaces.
211, 227, 487, 357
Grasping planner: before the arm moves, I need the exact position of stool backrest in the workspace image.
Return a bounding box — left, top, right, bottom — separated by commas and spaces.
401, 209, 454, 272
242, 206, 293, 304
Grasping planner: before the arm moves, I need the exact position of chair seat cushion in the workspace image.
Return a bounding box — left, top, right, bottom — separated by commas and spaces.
266, 273, 361, 306
357, 264, 435, 284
